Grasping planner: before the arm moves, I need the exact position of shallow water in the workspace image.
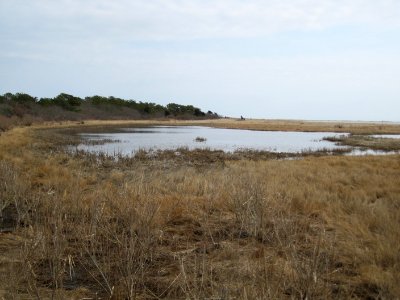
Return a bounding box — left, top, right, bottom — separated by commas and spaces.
345, 149, 399, 156
370, 134, 400, 139
75, 126, 349, 156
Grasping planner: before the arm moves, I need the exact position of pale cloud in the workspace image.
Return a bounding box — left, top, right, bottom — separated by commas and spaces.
1, 0, 400, 42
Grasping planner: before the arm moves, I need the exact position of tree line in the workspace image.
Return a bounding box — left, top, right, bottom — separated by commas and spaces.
0, 92, 219, 118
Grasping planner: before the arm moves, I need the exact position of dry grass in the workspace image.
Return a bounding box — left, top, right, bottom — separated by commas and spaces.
325, 134, 400, 151
204, 118, 400, 134
17, 117, 400, 135
0, 123, 400, 299
0, 114, 39, 132
177, 118, 400, 135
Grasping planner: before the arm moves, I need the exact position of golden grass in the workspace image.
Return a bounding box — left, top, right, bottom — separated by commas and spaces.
325, 134, 400, 151
0, 122, 400, 299
190, 118, 400, 134
20, 117, 400, 134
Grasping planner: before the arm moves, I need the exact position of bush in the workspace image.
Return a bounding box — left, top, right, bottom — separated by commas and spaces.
0, 115, 19, 131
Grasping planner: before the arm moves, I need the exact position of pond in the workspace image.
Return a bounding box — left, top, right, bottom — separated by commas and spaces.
74, 126, 350, 156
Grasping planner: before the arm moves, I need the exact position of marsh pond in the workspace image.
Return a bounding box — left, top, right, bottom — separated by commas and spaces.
73, 126, 359, 156
72, 126, 400, 156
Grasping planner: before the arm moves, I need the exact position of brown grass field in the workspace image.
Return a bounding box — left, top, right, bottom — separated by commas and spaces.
31, 118, 400, 134
1, 119, 400, 299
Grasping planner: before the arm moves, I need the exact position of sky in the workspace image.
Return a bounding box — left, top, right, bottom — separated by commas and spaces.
0, 0, 399, 121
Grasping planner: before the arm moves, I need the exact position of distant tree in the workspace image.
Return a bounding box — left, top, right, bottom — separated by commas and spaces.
1, 91, 216, 120
166, 103, 205, 117
14, 93, 37, 104
166, 103, 181, 116
38, 97, 54, 106
143, 104, 151, 114
86, 95, 109, 105
194, 108, 205, 116
3, 93, 15, 102
52, 93, 83, 111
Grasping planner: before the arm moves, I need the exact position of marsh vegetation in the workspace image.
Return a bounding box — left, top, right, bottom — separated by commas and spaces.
324, 134, 400, 152
1, 120, 400, 299
194, 136, 207, 143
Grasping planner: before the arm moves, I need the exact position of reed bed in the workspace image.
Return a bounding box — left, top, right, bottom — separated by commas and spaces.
0, 124, 399, 299
324, 134, 400, 151
5, 117, 399, 135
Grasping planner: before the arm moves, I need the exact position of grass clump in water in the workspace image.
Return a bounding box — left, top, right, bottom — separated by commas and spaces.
194, 136, 207, 142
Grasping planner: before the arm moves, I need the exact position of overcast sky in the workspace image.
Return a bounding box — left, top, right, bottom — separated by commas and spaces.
1, 0, 399, 121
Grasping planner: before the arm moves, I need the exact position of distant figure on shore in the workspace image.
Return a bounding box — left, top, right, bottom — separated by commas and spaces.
240, 115, 245, 120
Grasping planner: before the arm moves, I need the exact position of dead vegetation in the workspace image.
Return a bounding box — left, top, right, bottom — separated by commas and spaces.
3, 117, 400, 136
190, 118, 400, 135
0, 123, 400, 299
324, 134, 400, 151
